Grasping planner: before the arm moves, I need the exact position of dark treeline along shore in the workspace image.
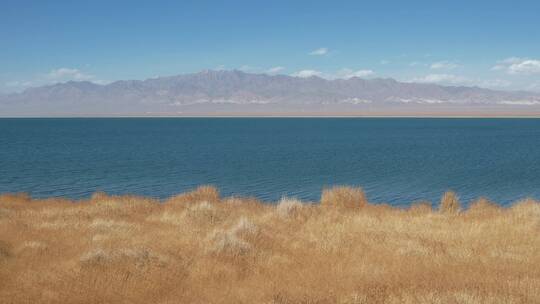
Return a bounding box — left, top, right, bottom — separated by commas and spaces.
1, 117, 540, 206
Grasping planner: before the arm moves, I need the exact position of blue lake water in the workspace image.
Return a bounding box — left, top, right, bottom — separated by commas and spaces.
1, 118, 539, 206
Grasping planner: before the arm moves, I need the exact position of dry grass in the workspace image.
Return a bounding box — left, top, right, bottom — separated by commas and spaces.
439, 190, 461, 214
321, 186, 367, 209
0, 185, 539, 304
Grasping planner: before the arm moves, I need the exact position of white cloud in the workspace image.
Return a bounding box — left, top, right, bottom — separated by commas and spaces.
430, 61, 458, 70
91, 79, 110, 85
291, 70, 323, 78
291, 68, 375, 80
238, 65, 255, 72
2, 68, 106, 93
499, 57, 522, 64
508, 60, 540, 74
5, 81, 33, 88
266, 66, 285, 74
47, 68, 95, 81
410, 74, 517, 90
492, 57, 540, 75
336, 68, 374, 79
309, 48, 328, 56
411, 74, 470, 85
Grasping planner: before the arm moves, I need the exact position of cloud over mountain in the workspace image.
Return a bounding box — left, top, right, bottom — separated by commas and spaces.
493, 58, 540, 75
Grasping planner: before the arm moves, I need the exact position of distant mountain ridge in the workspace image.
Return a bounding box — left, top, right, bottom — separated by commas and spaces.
2, 70, 540, 116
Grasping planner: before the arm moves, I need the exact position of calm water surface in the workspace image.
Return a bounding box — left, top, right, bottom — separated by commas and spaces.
1, 118, 539, 206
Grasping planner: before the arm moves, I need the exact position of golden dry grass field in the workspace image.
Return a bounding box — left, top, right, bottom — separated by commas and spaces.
0, 186, 539, 303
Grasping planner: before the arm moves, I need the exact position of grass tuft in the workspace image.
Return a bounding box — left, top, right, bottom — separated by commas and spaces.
467, 197, 501, 215
321, 186, 367, 209
439, 190, 461, 214
166, 185, 220, 204
276, 197, 304, 218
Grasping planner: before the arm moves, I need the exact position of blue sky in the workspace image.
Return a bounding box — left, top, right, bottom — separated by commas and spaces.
1, 0, 540, 93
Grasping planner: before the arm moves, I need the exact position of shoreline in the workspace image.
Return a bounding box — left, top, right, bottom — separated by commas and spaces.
1, 188, 538, 207
3, 113, 540, 118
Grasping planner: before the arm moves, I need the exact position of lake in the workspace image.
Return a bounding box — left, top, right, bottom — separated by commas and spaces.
1, 118, 539, 206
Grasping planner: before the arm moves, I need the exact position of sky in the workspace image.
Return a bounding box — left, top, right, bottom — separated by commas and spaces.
1, 0, 540, 93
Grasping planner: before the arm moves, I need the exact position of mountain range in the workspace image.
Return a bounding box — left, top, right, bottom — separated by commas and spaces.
2, 70, 540, 116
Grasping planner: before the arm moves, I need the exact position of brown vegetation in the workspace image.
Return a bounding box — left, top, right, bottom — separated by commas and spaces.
439, 190, 461, 214
0, 186, 539, 303
321, 186, 367, 209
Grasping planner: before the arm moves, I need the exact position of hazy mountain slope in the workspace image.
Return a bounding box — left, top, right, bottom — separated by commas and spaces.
1, 70, 539, 116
